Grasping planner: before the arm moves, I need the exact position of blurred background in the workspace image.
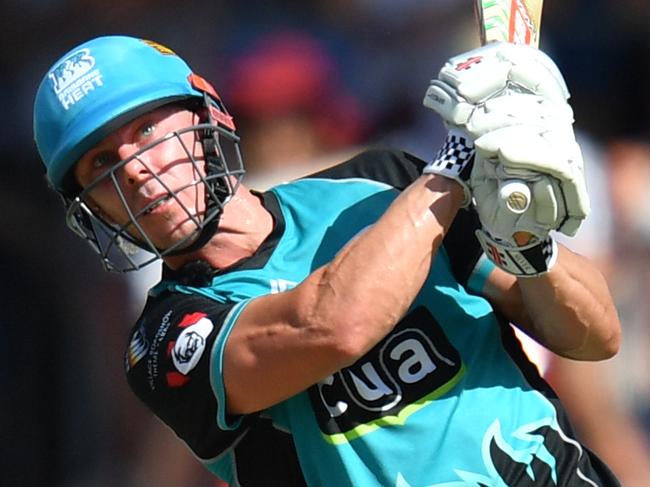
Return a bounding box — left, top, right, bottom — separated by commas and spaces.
2, 0, 650, 486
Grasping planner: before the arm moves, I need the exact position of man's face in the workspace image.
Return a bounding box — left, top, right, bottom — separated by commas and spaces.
74, 105, 208, 250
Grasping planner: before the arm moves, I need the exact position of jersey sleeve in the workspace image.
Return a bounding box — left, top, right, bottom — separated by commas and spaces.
124, 290, 255, 460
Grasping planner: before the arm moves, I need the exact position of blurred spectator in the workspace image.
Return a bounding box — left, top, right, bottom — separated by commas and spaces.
606, 140, 650, 429
313, 0, 477, 159
222, 30, 367, 178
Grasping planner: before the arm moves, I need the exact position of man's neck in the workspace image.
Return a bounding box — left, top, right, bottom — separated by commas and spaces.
164, 187, 274, 271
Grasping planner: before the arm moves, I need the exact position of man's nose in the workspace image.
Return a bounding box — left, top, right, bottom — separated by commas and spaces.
117, 145, 150, 185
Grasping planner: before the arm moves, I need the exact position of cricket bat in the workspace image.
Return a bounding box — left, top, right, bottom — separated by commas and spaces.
476, 0, 543, 48
475, 0, 544, 218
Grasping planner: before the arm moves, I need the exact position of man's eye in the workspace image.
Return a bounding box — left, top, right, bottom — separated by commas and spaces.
141, 123, 155, 137
93, 153, 116, 169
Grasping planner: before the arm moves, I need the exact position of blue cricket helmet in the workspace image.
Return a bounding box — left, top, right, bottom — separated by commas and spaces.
33, 35, 244, 272
33, 35, 208, 192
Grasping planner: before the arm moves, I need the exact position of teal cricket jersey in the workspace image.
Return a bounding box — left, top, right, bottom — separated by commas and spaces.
125, 149, 619, 486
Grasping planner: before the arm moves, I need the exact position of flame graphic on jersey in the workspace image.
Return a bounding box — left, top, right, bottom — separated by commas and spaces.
396, 418, 600, 487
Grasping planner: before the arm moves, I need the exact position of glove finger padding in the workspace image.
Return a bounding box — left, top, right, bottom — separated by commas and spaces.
440, 43, 569, 103
555, 164, 591, 237
467, 94, 574, 137
476, 125, 577, 180
532, 178, 561, 226
423, 79, 475, 128
423, 42, 570, 128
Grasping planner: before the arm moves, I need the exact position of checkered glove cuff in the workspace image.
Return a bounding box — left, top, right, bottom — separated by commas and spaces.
424, 129, 474, 207
475, 229, 558, 277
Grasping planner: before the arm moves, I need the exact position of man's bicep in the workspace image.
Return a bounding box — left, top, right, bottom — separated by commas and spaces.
224, 282, 354, 415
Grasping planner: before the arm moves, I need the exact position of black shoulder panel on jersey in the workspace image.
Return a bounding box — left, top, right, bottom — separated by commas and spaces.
125, 290, 254, 460
307, 147, 425, 190
233, 418, 307, 486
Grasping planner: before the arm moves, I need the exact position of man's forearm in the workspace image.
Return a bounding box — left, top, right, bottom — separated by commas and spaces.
517, 246, 621, 360
301, 174, 464, 359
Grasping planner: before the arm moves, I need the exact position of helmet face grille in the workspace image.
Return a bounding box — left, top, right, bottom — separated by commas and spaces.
64, 120, 244, 273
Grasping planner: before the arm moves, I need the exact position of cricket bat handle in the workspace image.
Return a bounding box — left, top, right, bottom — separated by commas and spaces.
474, 0, 542, 238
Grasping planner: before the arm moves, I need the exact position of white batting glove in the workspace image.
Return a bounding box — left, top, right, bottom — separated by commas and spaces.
473, 122, 590, 237
472, 160, 562, 275
472, 160, 567, 242
423, 42, 570, 135
422, 43, 572, 211
469, 119, 589, 278
473, 158, 562, 277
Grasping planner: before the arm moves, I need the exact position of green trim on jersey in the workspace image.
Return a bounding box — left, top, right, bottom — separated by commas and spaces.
323, 361, 466, 445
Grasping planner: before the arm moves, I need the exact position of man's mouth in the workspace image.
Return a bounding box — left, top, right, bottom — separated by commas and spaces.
142, 194, 173, 215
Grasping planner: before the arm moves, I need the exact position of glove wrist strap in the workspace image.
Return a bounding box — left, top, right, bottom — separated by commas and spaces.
424, 129, 474, 207
475, 229, 558, 277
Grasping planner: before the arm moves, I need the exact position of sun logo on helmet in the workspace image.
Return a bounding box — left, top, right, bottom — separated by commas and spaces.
141, 39, 176, 56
